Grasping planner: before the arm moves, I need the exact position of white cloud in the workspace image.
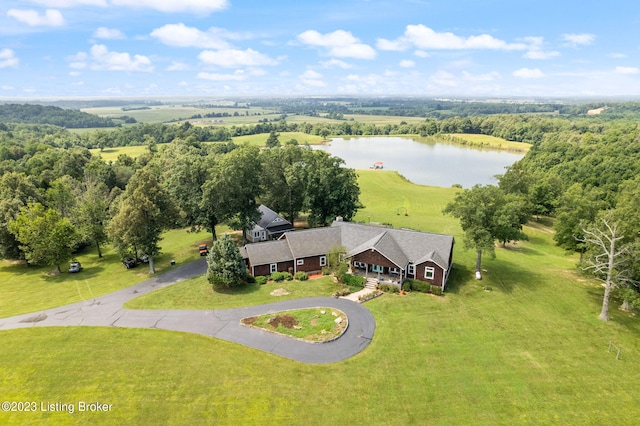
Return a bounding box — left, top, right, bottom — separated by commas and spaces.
93, 27, 125, 39
197, 70, 247, 81
429, 70, 458, 87
69, 44, 153, 72
513, 68, 544, 78
1, 85, 16, 90
7, 9, 65, 27
524, 50, 560, 59
0, 49, 19, 69
150, 24, 234, 49
297, 30, 376, 59
522, 36, 559, 59
562, 33, 595, 47
615, 66, 640, 75
414, 50, 430, 58
30, 0, 107, 6
301, 70, 322, 79
198, 48, 278, 67
399, 60, 415, 68
608, 53, 627, 59
462, 71, 501, 81
111, 0, 228, 14
167, 61, 189, 71
300, 70, 325, 87
320, 59, 352, 69
378, 24, 527, 51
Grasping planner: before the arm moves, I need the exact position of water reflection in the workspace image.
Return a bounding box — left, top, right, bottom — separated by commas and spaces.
314, 136, 524, 188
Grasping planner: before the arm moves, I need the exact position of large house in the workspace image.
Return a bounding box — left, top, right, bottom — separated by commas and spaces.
240, 219, 455, 291
248, 205, 295, 243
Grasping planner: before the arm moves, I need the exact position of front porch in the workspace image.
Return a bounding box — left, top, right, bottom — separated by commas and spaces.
349, 264, 403, 287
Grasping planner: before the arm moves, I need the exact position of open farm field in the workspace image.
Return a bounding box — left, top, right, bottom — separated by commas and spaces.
1, 171, 639, 425
231, 131, 325, 146
445, 133, 531, 152
90, 144, 156, 161
82, 105, 278, 124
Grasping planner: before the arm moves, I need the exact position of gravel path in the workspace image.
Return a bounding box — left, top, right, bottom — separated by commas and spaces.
0, 259, 376, 364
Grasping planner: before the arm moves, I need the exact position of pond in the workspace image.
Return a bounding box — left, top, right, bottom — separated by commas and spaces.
314, 136, 525, 188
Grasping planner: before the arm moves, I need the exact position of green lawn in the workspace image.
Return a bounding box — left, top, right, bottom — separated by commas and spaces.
90, 145, 156, 162
0, 227, 222, 318
445, 133, 531, 152
124, 275, 342, 310
229, 131, 325, 147
242, 307, 347, 342
1, 171, 640, 425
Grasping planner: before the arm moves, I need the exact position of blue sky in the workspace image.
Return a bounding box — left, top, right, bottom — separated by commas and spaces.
1, 0, 639, 99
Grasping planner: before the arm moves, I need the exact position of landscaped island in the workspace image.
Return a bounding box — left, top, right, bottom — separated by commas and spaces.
241, 308, 347, 342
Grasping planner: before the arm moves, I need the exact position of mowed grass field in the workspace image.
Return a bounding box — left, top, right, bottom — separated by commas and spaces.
1, 171, 640, 425
89, 132, 327, 161
0, 227, 223, 318
445, 133, 531, 152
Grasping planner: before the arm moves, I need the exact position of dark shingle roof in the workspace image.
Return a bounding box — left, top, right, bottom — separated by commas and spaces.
244, 240, 293, 266
244, 221, 454, 271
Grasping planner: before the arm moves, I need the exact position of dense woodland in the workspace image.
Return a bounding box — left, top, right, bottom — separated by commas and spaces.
1, 100, 640, 307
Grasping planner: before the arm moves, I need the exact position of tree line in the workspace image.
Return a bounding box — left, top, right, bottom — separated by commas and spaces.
0, 140, 361, 274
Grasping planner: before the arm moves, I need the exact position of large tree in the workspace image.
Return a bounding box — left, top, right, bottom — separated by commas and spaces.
259, 144, 307, 224
206, 234, 247, 288
204, 145, 262, 243
8, 202, 79, 272
578, 214, 631, 321
443, 184, 530, 277
0, 172, 42, 259
303, 150, 361, 227
107, 167, 176, 274
75, 177, 110, 258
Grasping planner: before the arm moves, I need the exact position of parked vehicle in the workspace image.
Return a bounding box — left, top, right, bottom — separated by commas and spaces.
199, 244, 208, 256
122, 258, 137, 269
68, 261, 82, 273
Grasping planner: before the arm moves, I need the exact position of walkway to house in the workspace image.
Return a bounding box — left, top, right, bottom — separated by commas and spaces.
0, 259, 376, 364
340, 277, 380, 302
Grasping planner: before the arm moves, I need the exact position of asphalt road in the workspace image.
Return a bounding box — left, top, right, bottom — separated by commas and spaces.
0, 259, 376, 364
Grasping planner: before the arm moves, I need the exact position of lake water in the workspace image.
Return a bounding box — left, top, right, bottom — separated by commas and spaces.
315, 137, 525, 188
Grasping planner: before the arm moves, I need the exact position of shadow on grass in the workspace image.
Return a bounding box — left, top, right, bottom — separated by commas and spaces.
444, 263, 473, 294
583, 284, 640, 332
213, 282, 261, 296
483, 257, 544, 294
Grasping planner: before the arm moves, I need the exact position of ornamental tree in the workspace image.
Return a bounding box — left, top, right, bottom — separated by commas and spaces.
206, 234, 247, 289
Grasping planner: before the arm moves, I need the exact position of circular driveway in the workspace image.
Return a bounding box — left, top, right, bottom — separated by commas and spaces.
0, 259, 376, 364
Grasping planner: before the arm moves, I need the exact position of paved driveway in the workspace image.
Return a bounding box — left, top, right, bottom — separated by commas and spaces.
0, 259, 376, 364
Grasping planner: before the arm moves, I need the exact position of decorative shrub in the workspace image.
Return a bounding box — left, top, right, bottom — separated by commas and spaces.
255, 276, 267, 285
294, 271, 308, 281
378, 283, 400, 293
333, 288, 352, 297
430, 285, 443, 296
246, 275, 256, 284
401, 280, 411, 292
404, 279, 430, 293
270, 271, 286, 282
322, 267, 331, 276
339, 273, 365, 288
283, 272, 293, 281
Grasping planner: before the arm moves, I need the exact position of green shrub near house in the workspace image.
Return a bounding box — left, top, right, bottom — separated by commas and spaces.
339, 273, 365, 289
294, 271, 308, 281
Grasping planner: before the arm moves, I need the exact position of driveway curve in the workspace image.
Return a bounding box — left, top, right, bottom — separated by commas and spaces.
0, 259, 376, 364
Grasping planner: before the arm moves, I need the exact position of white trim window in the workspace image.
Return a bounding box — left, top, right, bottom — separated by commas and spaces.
408, 263, 415, 276
270, 263, 277, 274
390, 267, 399, 275
319, 256, 327, 267
424, 267, 435, 280
371, 264, 384, 273
297, 259, 304, 266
